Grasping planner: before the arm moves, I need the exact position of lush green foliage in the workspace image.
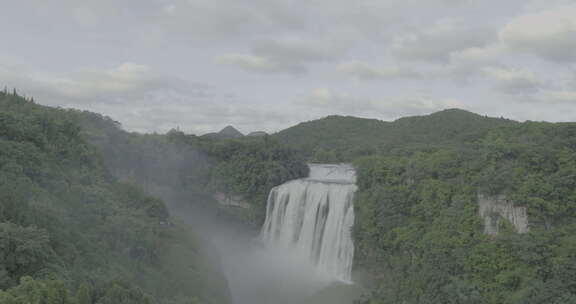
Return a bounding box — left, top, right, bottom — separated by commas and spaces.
268, 108, 576, 303
274, 109, 515, 161
71, 102, 576, 303
0, 91, 230, 304
353, 121, 576, 304
71, 110, 309, 226
168, 134, 309, 225
7, 85, 576, 304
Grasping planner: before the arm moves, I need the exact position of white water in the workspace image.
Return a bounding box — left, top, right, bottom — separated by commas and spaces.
260, 164, 357, 283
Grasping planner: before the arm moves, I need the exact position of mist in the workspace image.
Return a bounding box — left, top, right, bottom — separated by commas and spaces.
158, 165, 363, 304
4, 1, 576, 301
146, 173, 360, 304
167, 198, 343, 304
78, 116, 361, 304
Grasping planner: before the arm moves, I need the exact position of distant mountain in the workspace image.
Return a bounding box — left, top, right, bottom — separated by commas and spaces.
274, 109, 517, 160
220, 125, 244, 138
204, 125, 244, 139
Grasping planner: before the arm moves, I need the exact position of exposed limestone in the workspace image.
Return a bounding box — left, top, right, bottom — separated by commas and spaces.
478, 194, 529, 235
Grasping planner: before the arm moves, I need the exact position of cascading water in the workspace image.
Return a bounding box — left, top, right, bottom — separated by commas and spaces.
260, 164, 357, 283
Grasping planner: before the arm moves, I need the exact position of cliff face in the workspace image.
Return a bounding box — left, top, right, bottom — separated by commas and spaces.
478, 194, 529, 235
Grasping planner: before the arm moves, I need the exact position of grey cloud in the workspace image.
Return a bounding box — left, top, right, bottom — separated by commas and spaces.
220, 37, 347, 74
525, 90, 576, 104
3, 0, 576, 132
0, 62, 291, 134
544, 91, 576, 103
219, 54, 306, 75
154, 0, 313, 43
50, 63, 155, 100
155, 0, 472, 43
39, 64, 216, 110
450, 45, 506, 68
251, 38, 343, 64
337, 61, 423, 81
391, 20, 495, 63
499, 5, 576, 62
302, 88, 463, 119
481, 66, 545, 94
123, 102, 292, 134
446, 45, 510, 82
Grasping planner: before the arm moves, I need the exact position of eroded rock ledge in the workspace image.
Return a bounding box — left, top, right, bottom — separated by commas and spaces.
478, 194, 529, 235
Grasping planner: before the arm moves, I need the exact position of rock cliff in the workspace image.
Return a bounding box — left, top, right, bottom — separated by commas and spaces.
478, 194, 529, 235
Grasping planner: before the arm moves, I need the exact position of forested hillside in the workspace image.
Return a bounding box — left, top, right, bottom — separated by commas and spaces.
271, 109, 576, 303
4, 85, 575, 304
0, 91, 231, 304
351, 122, 576, 303
72, 112, 308, 226
274, 109, 515, 161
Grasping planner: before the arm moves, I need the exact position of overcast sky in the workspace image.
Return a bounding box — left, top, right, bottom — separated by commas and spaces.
1, 0, 576, 134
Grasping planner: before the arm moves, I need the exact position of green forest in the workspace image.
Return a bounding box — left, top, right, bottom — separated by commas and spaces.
280, 113, 576, 303
3, 87, 576, 304
274, 109, 515, 161
73, 111, 308, 226
0, 91, 232, 304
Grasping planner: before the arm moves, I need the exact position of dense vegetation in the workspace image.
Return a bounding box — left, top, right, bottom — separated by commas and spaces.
195, 135, 309, 224
271, 109, 576, 303
73, 112, 214, 206
274, 109, 515, 161
72, 112, 308, 226
0, 91, 230, 304
4, 84, 576, 304
73, 105, 576, 303
350, 122, 576, 303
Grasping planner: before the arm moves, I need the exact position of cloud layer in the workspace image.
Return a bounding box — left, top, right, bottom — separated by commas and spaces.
500, 5, 576, 62
1, 0, 575, 134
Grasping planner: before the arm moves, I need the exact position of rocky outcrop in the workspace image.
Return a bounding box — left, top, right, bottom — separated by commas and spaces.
214, 192, 250, 209
478, 194, 529, 235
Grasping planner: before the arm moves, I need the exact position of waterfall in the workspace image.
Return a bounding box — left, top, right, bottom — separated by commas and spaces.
260, 164, 356, 283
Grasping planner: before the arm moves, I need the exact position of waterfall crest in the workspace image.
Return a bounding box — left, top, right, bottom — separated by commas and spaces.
260, 164, 356, 282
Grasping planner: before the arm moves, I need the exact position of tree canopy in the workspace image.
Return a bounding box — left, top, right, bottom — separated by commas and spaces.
0, 90, 230, 304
